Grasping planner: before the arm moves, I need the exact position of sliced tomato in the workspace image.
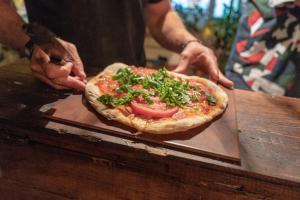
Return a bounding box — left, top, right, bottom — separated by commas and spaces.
201, 103, 211, 114
97, 78, 119, 95
189, 80, 212, 94
131, 66, 157, 76
130, 100, 179, 119
172, 110, 186, 120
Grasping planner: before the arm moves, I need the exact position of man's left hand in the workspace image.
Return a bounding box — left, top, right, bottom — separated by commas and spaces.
173, 41, 234, 89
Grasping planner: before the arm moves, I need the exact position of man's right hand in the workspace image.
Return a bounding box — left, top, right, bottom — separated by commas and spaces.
29, 39, 86, 91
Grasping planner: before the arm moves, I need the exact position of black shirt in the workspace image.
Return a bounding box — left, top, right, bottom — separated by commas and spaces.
24, 0, 162, 73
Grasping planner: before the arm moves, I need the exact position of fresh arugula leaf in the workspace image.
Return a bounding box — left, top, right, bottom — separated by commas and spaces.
142, 93, 154, 104
113, 91, 137, 105
97, 95, 115, 106
98, 67, 217, 107
207, 96, 217, 106
113, 68, 143, 86
97, 90, 154, 106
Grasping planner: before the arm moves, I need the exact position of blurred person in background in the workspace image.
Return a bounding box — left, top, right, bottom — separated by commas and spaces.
0, 0, 233, 91
226, 0, 300, 97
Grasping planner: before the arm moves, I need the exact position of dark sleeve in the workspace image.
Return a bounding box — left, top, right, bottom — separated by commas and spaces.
147, 0, 163, 3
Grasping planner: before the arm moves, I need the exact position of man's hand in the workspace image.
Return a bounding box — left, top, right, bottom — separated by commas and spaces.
30, 39, 86, 91
173, 41, 234, 89
145, 1, 233, 89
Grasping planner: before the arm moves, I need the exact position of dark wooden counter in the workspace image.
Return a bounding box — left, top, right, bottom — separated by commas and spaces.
0, 62, 299, 200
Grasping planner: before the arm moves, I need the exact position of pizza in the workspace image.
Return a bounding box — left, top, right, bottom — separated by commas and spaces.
85, 63, 228, 134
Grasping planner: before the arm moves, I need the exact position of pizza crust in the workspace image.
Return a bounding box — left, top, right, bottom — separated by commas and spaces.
85, 63, 228, 134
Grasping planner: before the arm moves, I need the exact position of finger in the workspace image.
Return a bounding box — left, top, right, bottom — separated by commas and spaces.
40, 61, 73, 79
200, 55, 234, 89
30, 49, 49, 75
72, 61, 86, 80
173, 54, 190, 74
208, 67, 220, 82
203, 57, 219, 81
32, 71, 68, 90
218, 72, 234, 89
73, 75, 88, 84
33, 47, 50, 64
31, 47, 72, 79
58, 39, 86, 80
30, 61, 45, 74
52, 76, 86, 91
204, 57, 234, 89
70, 50, 86, 79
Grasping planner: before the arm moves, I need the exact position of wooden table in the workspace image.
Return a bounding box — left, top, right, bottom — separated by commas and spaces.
0, 63, 299, 200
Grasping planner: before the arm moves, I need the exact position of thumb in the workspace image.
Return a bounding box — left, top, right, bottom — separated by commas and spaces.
173, 56, 190, 74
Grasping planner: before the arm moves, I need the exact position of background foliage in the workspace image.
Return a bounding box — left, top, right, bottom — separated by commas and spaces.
173, 0, 241, 71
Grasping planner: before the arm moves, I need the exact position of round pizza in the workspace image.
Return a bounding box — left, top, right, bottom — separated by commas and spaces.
85, 63, 228, 134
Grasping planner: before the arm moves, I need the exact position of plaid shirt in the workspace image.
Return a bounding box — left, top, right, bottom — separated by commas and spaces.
226, 0, 300, 96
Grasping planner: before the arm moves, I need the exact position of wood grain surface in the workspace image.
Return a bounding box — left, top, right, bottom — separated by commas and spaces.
1, 135, 299, 200
0, 63, 300, 199
45, 89, 240, 164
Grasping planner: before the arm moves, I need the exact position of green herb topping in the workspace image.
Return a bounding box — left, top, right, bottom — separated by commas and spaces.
97, 67, 217, 107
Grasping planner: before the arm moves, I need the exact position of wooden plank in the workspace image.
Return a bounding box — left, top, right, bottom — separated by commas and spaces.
236, 90, 300, 181
0, 136, 299, 200
237, 90, 300, 138
3, 121, 298, 188
45, 89, 240, 164
0, 179, 71, 200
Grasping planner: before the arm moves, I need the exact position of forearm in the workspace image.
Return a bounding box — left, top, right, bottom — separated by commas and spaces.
146, 7, 196, 53
0, 0, 29, 53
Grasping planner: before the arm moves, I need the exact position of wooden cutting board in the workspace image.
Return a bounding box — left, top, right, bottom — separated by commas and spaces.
45, 89, 240, 164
